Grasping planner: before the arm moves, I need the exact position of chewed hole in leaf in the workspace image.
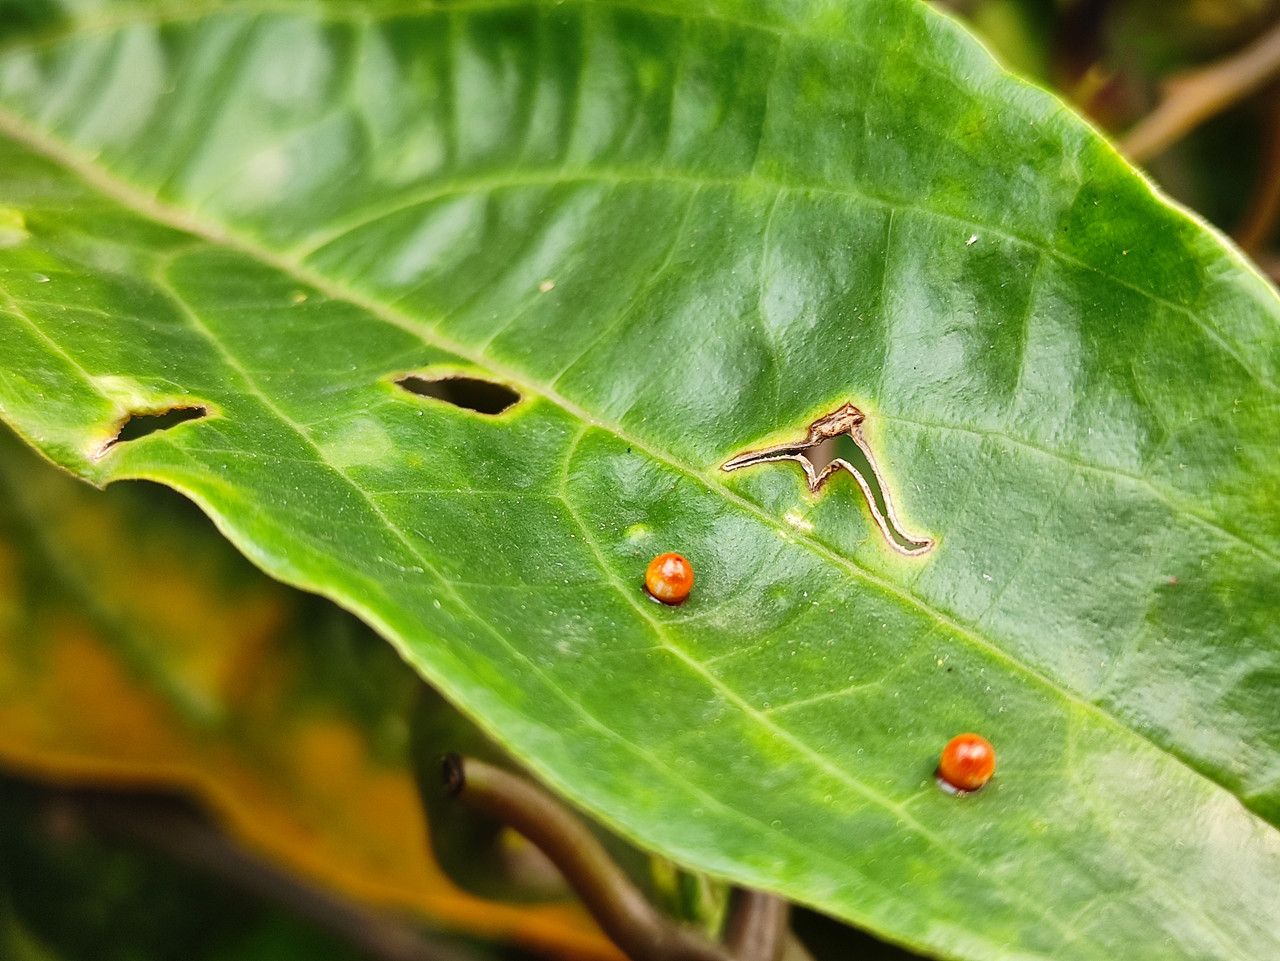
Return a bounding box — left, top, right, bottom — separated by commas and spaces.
396, 375, 521, 415
809, 434, 930, 555
98, 405, 208, 456
721, 403, 933, 557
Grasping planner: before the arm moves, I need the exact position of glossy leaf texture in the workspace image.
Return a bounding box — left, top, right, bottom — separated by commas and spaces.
0, 428, 618, 961
0, 2, 1277, 959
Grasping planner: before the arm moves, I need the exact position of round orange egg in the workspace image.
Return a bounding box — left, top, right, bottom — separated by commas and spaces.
937, 733, 996, 793
644, 552, 694, 605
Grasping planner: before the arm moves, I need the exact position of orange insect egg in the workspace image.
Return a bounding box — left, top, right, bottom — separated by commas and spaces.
937, 733, 996, 794
644, 552, 694, 605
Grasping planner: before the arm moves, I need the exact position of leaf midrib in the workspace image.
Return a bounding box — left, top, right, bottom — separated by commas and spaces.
11, 142, 1267, 557
0, 102, 1262, 829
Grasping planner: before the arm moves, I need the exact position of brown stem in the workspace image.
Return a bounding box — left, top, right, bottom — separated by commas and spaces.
723, 890, 789, 961
445, 756, 733, 961
1123, 18, 1280, 162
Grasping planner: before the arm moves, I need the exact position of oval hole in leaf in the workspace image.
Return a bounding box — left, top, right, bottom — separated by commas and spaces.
396, 375, 521, 416
103, 405, 208, 452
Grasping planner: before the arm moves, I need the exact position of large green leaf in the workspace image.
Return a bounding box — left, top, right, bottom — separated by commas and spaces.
0, 1, 1277, 959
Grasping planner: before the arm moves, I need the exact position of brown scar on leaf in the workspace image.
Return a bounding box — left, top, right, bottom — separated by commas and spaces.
721, 402, 935, 557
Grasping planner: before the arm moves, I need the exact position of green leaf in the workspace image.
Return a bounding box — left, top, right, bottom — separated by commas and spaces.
0, 2, 1277, 959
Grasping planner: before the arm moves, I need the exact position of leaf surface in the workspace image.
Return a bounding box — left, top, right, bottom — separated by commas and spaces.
0, 2, 1277, 959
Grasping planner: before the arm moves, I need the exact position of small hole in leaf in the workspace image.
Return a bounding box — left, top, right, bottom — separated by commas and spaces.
103, 406, 207, 452
396, 375, 520, 415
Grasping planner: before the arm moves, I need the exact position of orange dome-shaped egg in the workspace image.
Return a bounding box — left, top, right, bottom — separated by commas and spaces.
644, 552, 694, 605
937, 733, 996, 793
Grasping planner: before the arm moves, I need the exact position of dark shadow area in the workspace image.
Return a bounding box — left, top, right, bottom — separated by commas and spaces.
791, 905, 927, 961
0, 772, 510, 961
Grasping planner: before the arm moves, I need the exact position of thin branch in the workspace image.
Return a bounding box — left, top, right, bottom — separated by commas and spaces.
445, 756, 734, 961
1123, 18, 1280, 162
723, 890, 789, 961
